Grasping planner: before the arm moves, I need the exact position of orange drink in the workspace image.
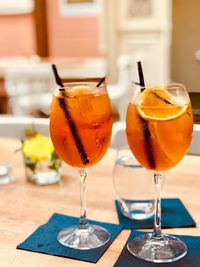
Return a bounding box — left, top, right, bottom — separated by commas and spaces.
126, 85, 193, 171
50, 84, 112, 168
50, 79, 112, 250
126, 72, 193, 262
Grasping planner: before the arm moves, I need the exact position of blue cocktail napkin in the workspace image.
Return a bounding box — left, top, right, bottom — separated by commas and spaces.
115, 198, 196, 229
17, 213, 123, 263
114, 231, 200, 267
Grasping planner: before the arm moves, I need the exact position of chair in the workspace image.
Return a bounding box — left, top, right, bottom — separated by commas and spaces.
111, 121, 200, 155
0, 116, 49, 139
4, 63, 55, 116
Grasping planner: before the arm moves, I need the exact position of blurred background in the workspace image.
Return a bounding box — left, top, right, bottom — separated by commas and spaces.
0, 0, 199, 122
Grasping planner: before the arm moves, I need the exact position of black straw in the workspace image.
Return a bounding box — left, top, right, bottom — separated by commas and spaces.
137, 61, 145, 91
51, 64, 89, 165
52, 64, 64, 88
132, 81, 141, 86
96, 77, 106, 87
136, 61, 156, 169
58, 98, 89, 165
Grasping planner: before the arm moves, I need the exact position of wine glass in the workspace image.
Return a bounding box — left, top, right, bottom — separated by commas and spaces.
50, 82, 112, 249
126, 83, 193, 263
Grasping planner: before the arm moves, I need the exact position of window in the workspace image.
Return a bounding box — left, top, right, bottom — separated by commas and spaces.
59, 0, 100, 16
0, 0, 33, 15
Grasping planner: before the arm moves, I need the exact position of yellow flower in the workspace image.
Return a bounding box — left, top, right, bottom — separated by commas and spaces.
22, 134, 54, 162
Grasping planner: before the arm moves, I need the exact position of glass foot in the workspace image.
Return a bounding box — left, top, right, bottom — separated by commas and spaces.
57, 224, 110, 250
127, 233, 187, 263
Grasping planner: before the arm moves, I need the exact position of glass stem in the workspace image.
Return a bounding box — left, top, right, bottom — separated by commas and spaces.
78, 169, 89, 229
153, 172, 164, 238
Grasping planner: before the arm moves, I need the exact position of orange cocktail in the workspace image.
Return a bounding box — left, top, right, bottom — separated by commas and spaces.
50, 82, 112, 250
126, 85, 193, 171
50, 84, 112, 168
126, 83, 193, 263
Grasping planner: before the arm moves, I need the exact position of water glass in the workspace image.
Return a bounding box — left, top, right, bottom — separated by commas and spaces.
113, 147, 155, 220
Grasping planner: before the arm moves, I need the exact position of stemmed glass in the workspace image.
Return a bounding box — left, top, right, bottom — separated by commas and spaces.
126, 83, 193, 263
50, 82, 112, 249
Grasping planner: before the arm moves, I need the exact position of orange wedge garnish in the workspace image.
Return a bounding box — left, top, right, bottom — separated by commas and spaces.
137, 85, 188, 121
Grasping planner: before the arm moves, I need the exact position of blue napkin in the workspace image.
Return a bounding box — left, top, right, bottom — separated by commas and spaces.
114, 231, 200, 267
115, 198, 196, 229
17, 213, 123, 263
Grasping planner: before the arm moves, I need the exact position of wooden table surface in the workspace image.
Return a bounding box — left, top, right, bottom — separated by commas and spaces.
0, 138, 199, 267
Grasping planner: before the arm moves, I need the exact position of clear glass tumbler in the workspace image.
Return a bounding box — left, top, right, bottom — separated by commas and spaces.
113, 147, 155, 220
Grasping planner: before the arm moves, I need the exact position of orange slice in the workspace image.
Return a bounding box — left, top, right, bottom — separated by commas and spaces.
137, 85, 188, 121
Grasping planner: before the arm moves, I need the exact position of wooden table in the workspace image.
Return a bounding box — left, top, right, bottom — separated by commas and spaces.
0, 138, 199, 266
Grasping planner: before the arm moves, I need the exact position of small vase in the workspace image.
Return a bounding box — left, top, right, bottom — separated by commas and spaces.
24, 157, 62, 185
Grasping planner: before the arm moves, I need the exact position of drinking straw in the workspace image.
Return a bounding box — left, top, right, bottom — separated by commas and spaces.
52, 64, 64, 88
137, 61, 145, 92
133, 81, 141, 86
137, 61, 156, 169
96, 77, 106, 87
51, 64, 89, 165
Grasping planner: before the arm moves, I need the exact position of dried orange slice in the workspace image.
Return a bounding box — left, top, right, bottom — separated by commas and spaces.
137, 85, 188, 121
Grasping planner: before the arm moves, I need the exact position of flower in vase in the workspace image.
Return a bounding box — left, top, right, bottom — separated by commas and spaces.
22, 133, 54, 162
21, 133, 61, 173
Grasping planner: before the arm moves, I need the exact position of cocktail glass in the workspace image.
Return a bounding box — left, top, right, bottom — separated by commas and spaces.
50, 82, 112, 249
126, 84, 193, 263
